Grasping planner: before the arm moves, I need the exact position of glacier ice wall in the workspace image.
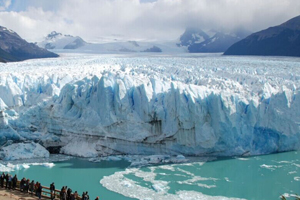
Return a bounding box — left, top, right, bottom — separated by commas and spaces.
0, 54, 299, 157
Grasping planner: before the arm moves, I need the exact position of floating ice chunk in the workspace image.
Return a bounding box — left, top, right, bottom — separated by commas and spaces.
178, 175, 218, 187
151, 183, 168, 193
106, 156, 122, 161
159, 165, 175, 171
278, 161, 290, 164
43, 163, 55, 168
225, 177, 230, 182
197, 183, 216, 188
31, 162, 55, 168
22, 164, 30, 169
236, 157, 249, 161
260, 164, 282, 171
281, 193, 300, 199
293, 163, 300, 168
294, 177, 300, 181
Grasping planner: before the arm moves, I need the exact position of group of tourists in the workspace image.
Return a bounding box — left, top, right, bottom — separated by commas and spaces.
1, 172, 99, 200
0, 173, 17, 190
55, 184, 98, 200
1, 173, 43, 199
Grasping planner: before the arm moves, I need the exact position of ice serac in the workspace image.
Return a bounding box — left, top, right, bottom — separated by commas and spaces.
0, 142, 50, 161
0, 55, 299, 157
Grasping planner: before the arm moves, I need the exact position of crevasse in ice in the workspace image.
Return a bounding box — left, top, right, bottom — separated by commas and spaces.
0, 54, 299, 158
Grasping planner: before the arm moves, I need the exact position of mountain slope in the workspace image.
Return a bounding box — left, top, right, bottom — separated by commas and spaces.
224, 15, 300, 56
38, 31, 87, 50
178, 28, 250, 53
0, 26, 58, 62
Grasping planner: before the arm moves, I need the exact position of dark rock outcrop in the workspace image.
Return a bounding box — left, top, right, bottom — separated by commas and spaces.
142, 46, 162, 52
0, 26, 58, 62
224, 15, 300, 57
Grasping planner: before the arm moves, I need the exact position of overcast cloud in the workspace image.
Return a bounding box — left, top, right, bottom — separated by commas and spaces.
0, 0, 299, 42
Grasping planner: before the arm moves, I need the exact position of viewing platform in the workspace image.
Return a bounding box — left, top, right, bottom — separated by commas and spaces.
0, 189, 38, 200
0, 179, 83, 200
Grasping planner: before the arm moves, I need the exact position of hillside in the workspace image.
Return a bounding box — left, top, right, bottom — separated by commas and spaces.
0, 26, 58, 62
224, 15, 300, 57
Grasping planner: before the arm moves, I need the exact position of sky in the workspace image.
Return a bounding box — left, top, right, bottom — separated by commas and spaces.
0, 0, 299, 43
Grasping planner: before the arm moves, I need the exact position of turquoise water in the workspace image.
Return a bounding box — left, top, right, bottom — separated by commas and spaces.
8, 158, 134, 200
2, 151, 300, 200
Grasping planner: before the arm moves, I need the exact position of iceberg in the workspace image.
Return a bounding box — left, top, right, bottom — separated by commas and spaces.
0, 54, 299, 157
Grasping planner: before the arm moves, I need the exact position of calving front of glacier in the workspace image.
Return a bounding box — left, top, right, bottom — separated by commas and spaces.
0, 54, 299, 158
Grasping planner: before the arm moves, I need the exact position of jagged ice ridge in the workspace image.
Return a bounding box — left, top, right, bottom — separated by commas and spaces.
0, 54, 299, 158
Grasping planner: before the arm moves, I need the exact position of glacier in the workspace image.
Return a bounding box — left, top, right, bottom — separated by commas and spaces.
0, 142, 49, 161
0, 53, 299, 158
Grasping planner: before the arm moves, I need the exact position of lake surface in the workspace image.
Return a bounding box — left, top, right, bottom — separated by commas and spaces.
1, 151, 300, 200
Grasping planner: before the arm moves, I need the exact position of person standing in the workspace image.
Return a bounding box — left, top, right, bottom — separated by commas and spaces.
5, 173, 8, 188
20, 177, 25, 192
0, 173, 4, 188
12, 175, 17, 190
67, 187, 72, 200
60, 186, 64, 200
29, 180, 35, 195
25, 179, 30, 193
73, 191, 79, 200
36, 182, 42, 200
7, 174, 12, 190
50, 182, 55, 200
85, 191, 89, 200
35, 182, 39, 196
62, 188, 67, 200
81, 192, 86, 200
70, 193, 75, 200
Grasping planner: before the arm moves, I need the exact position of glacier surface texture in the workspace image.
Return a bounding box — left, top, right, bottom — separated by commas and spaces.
0, 54, 299, 158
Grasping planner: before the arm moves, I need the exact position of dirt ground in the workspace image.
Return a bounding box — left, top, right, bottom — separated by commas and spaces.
0, 188, 40, 200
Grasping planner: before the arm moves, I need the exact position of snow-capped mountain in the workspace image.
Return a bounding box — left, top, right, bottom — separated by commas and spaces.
38, 31, 186, 53
0, 54, 299, 159
178, 27, 251, 53
224, 15, 300, 57
38, 31, 87, 50
0, 26, 58, 62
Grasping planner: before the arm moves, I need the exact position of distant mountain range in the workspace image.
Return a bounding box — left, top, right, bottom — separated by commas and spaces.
224, 15, 300, 57
0, 26, 58, 63
38, 31, 87, 50
178, 28, 251, 53
4, 14, 298, 59
37, 31, 183, 53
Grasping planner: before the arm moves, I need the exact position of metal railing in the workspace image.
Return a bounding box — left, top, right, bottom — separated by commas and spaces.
1, 179, 82, 199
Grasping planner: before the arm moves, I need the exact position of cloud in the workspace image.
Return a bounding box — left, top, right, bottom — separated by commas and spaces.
0, 0, 300, 42
0, 0, 11, 11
